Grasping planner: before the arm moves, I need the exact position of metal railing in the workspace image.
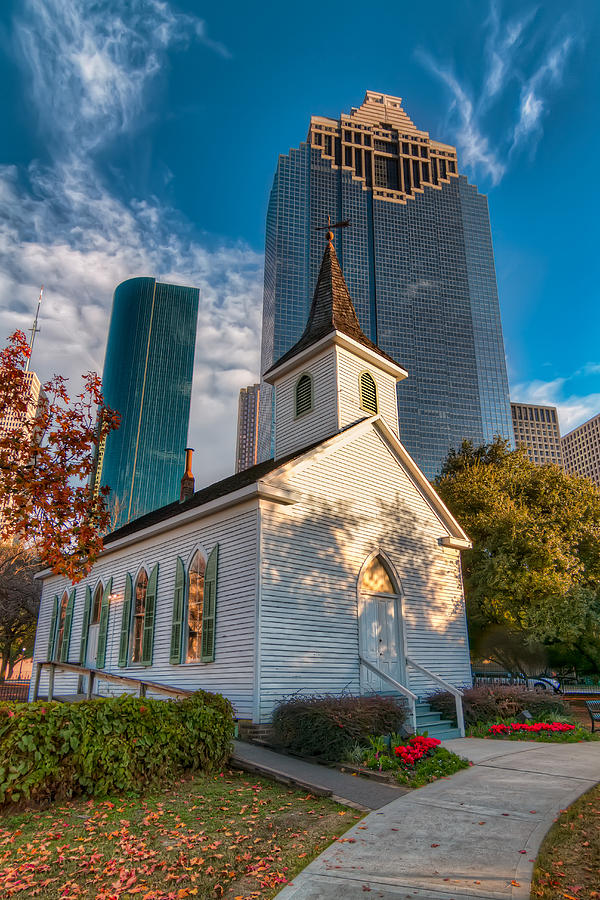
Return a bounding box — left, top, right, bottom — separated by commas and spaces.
32, 661, 193, 703
360, 656, 418, 733
406, 656, 465, 737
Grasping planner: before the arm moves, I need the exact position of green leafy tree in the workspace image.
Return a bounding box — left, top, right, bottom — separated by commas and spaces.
436, 438, 600, 673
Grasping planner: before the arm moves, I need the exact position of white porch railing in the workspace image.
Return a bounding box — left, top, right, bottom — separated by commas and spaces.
406, 656, 465, 737
360, 656, 418, 733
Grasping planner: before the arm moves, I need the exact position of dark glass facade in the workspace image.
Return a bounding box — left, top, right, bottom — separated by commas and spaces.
258, 93, 512, 478
99, 277, 199, 527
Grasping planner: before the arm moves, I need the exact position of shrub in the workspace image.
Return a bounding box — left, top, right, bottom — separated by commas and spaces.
272, 694, 406, 761
427, 684, 568, 726
0, 690, 234, 807
395, 747, 470, 786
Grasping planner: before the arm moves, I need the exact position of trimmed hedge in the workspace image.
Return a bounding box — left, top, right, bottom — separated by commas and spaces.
427, 684, 568, 727
0, 690, 234, 807
272, 694, 407, 761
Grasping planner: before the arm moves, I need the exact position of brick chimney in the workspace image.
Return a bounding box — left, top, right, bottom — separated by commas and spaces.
180, 447, 195, 502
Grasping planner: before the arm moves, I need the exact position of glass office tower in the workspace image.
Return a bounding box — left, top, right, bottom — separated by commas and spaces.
258, 91, 512, 478
98, 277, 199, 528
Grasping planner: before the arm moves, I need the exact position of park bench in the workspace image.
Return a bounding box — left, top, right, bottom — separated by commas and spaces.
585, 700, 600, 733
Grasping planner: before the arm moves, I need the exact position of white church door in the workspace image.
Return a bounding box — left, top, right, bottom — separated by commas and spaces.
358, 554, 406, 695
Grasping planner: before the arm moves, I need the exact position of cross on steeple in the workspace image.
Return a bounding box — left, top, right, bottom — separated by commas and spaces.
315, 216, 350, 243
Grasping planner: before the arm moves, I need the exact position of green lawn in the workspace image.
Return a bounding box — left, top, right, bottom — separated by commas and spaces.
0, 769, 360, 899
532, 783, 600, 900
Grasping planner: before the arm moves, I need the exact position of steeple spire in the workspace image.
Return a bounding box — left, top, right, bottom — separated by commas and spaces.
265, 238, 399, 376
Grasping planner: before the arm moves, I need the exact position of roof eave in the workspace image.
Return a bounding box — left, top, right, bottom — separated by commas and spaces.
264, 330, 408, 383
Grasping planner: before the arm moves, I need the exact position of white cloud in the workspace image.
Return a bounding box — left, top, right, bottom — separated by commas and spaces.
0, 1, 263, 489
417, 1, 578, 186
416, 51, 505, 185
14, 0, 230, 153
512, 375, 600, 434
511, 36, 574, 152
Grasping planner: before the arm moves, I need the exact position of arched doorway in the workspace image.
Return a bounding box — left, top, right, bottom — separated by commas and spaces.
358, 553, 406, 694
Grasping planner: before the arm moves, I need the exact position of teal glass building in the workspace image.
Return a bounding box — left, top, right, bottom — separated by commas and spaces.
258, 92, 513, 478
99, 277, 199, 527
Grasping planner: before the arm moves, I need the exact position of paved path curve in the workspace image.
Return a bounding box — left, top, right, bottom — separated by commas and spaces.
276, 737, 600, 900
232, 739, 407, 810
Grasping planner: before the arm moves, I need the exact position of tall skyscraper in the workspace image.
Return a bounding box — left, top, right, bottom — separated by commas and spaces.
258, 91, 513, 478
562, 414, 600, 487
511, 402, 563, 467
98, 277, 199, 528
235, 383, 260, 472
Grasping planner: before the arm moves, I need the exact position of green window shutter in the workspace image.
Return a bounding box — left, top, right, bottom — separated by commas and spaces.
170, 557, 185, 664
60, 589, 75, 662
359, 372, 378, 414
79, 586, 92, 665
201, 545, 219, 662
141, 564, 158, 666
118, 574, 132, 667
47, 595, 59, 662
96, 577, 112, 669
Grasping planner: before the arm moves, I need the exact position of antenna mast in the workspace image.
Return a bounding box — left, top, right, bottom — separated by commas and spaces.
25, 285, 43, 373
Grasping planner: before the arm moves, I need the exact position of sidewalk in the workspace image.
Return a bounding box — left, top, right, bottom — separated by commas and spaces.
231, 739, 407, 810
275, 737, 600, 900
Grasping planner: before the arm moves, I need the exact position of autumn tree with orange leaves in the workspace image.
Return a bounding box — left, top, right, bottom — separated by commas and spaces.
0, 331, 119, 581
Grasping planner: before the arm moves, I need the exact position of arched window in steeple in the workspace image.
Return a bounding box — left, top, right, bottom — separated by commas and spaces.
359, 371, 378, 415
295, 373, 313, 418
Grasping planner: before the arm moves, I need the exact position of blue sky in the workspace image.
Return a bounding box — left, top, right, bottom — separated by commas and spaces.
0, 0, 598, 483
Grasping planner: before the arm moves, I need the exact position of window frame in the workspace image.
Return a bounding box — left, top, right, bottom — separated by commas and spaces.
129, 565, 150, 666
294, 372, 314, 419
184, 548, 207, 664
358, 370, 379, 415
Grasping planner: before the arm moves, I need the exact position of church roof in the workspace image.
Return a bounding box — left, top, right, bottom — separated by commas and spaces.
103, 427, 356, 545
264, 240, 400, 376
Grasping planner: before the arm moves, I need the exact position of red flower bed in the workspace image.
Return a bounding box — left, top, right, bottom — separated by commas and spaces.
393, 735, 441, 766
488, 722, 576, 735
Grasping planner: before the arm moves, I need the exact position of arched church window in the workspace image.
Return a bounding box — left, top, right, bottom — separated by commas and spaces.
186, 550, 206, 662
360, 555, 396, 594
359, 371, 378, 415
54, 591, 70, 660
131, 568, 148, 663
295, 373, 313, 418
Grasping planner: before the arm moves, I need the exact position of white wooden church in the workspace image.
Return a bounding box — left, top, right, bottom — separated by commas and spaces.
31, 238, 473, 730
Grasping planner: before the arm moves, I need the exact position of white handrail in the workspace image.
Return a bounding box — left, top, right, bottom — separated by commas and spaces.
360, 656, 417, 733
406, 656, 465, 736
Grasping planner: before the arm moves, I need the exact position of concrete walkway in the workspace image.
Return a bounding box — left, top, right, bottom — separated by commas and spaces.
231, 740, 407, 810
276, 737, 600, 900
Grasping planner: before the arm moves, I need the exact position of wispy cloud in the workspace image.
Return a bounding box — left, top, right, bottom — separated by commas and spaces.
512, 370, 600, 433
416, 50, 505, 185
14, 0, 230, 154
0, 1, 262, 486
416, 1, 579, 186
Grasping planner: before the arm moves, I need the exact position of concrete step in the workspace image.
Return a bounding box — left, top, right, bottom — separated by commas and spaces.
415, 712, 444, 726
416, 717, 455, 734
426, 727, 462, 741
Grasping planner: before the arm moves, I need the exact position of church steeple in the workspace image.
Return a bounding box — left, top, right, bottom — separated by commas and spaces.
264, 237, 408, 460
265, 237, 399, 378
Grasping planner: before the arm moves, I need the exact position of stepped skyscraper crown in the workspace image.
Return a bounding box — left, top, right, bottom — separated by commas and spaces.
257, 90, 513, 477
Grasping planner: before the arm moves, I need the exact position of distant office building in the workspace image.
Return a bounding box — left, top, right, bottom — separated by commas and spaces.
259, 90, 513, 478
0, 370, 46, 526
236, 384, 260, 473
561, 414, 600, 487
98, 277, 199, 528
511, 402, 563, 467
0, 371, 45, 438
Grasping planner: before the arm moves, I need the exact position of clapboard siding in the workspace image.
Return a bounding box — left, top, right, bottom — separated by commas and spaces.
258, 426, 471, 720
336, 346, 400, 435
31, 504, 259, 717
274, 348, 338, 458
